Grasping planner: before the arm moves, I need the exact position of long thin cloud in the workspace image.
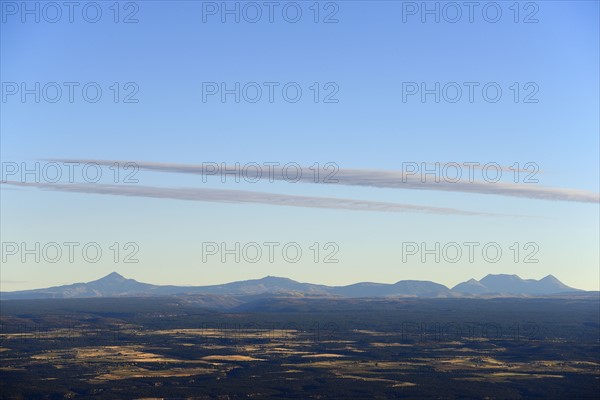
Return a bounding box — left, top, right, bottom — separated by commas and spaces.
2, 181, 511, 217
48, 159, 599, 203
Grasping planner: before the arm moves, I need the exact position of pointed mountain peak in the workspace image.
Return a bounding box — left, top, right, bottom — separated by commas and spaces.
540, 274, 559, 282
97, 272, 127, 282
538, 274, 575, 290
452, 277, 488, 293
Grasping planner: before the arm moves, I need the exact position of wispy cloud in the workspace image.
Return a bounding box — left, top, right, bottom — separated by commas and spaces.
48, 159, 599, 203
2, 181, 511, 217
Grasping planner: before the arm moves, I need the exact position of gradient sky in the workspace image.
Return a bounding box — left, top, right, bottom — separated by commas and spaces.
1, 0, 599, 291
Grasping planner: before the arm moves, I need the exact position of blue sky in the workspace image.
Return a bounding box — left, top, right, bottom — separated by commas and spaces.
1, 1, 599, 290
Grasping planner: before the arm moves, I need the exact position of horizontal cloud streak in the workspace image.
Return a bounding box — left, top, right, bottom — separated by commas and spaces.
49, 159, 598, 203
3, 181, 509, 217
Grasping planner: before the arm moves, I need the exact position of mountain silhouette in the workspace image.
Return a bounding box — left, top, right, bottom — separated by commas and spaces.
0, 272, 586, 300
452, 274, 578, 295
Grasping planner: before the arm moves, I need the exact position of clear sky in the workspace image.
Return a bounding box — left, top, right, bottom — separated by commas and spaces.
1, 0, 599, 291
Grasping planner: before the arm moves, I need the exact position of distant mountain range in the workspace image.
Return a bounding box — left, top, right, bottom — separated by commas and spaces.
0, 272, 590, 300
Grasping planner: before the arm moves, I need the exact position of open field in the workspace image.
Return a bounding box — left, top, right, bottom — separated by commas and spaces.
1, 297, 599, 398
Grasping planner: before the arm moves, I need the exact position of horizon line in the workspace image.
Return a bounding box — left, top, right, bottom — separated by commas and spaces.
1, 271, 593, 294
